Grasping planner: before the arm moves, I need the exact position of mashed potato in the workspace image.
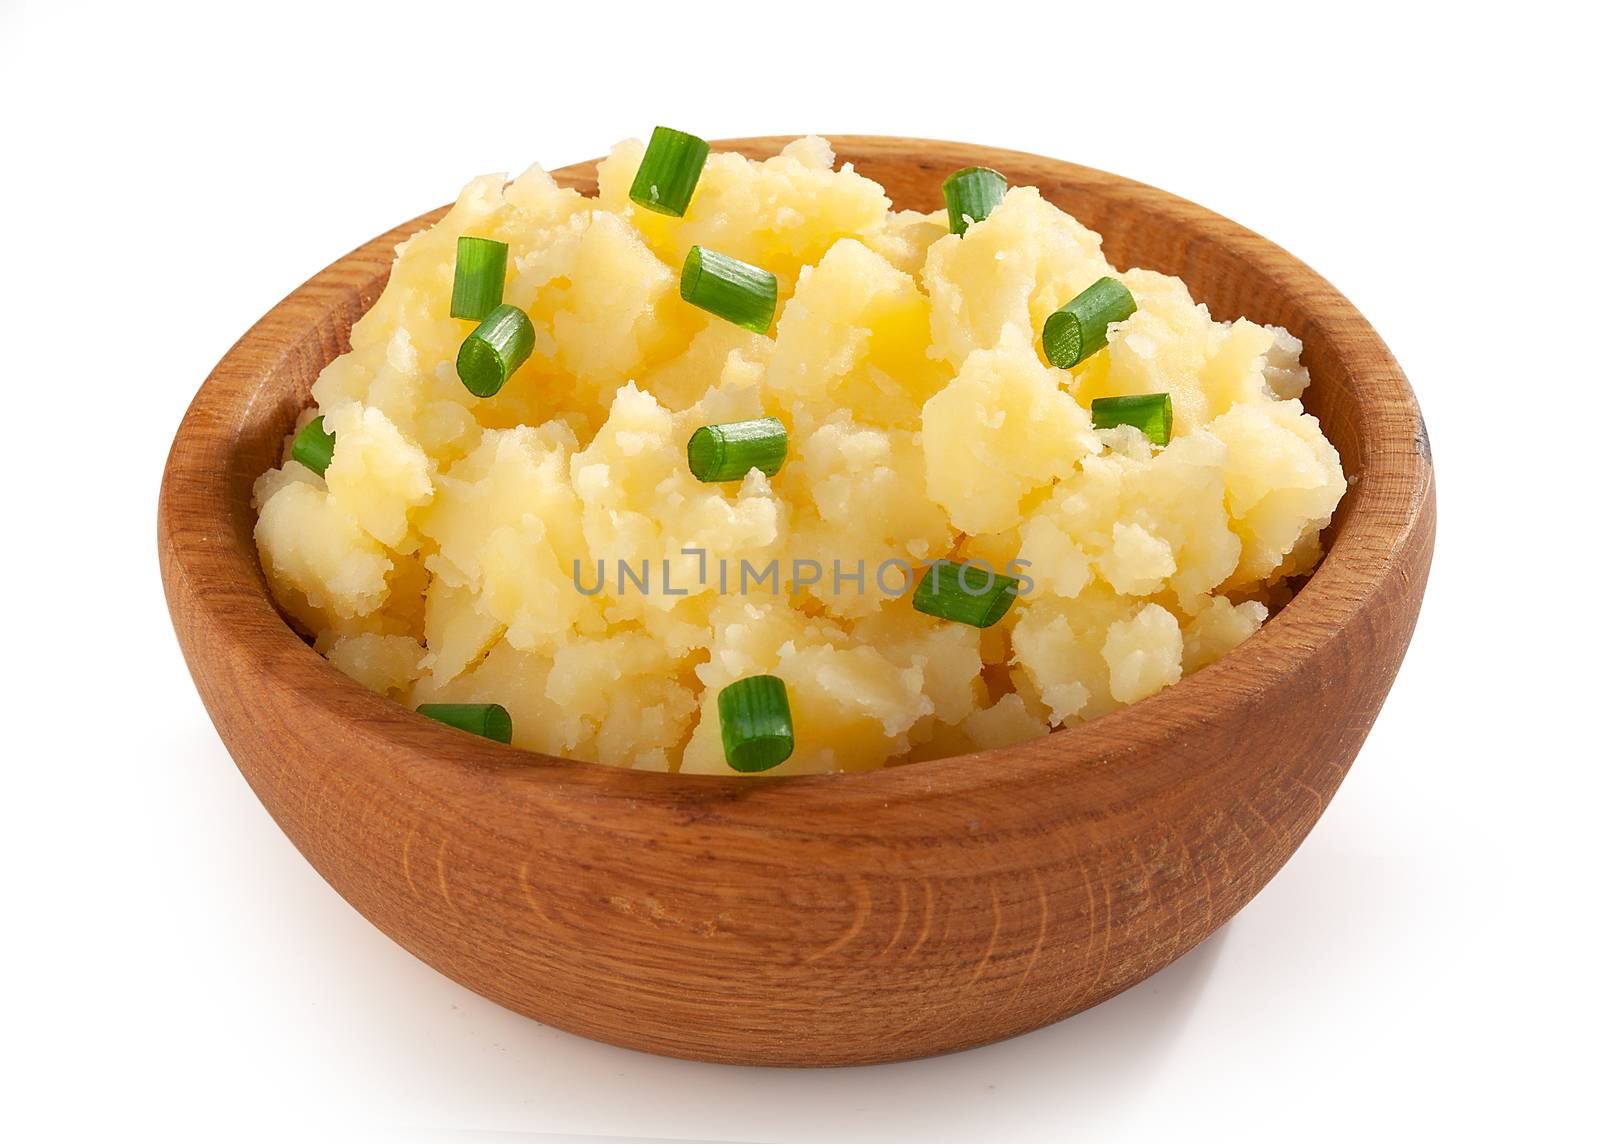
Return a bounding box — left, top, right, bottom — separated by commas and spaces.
253, 136, 1345, 774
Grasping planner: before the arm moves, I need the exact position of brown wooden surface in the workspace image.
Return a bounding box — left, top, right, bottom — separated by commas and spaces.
157, 137, 1436, 1066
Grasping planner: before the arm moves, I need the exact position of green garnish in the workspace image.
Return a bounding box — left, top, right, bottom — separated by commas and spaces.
290, 416, 336, 477
687, 417, 788, 483
456, 303, 534, 397
912, 560, 1020, 629
717, 675, 795, 773
449, 236, 509, 321
680, 246, 778, 334
629, 126, 711, 217
416, 702, 513, 744
1042, 276, 1138, 368
1091, 393, 1173, 446
942, 166, 1007, 235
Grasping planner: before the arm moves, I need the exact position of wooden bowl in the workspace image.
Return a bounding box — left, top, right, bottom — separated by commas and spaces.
158, 136, 1435, 1066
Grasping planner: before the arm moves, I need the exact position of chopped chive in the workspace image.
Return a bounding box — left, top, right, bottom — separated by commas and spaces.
456, 303, 534, 397
943, 166, 1007, 235
717, 675, 794, 773
687, 417, 788, 482
416, 702, 513, 744
629, 126, 710, 217
1042, 276, 1138, 368
450, 236, 509, 321
290, 415, 336, 477
912, 560, 1020, 629
680, 246, 778, 334
1092, 393, 1173, 445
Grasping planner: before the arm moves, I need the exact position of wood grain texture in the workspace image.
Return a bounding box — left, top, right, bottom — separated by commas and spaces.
157, 137, 1436, 1066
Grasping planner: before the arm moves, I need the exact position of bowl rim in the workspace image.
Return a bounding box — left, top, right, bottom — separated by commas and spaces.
159, 134, 1433, 803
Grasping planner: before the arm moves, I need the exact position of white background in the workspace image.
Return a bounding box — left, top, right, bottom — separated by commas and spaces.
4, 1, 1595, 1140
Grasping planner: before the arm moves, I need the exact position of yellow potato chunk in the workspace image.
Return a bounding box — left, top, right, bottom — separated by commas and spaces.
419, 424, 594, 650
782, 419, 951, 617
411, 641, 579, 757
570, 383, 784, 624
678, 599, 932, 775
547, 211, 686, 403
422, 581, 503, 685
326, 633, 425, 699
1009, 586, 1178, 725
637, 321, 770, 413
681, 639, 932, 777
922, 186, 1112, 366
255, 481, 391, 622
1211, 399, 1347, 585
1018, 428, 1240, 613
545, 633, 699, 771
1182, 596, 1268, 673
1102, 603, 1184, 705
766, 238, 947, 431
854, 607, 985, 725
322, 403, 433, 550
1079, 269, 1222, 437
313, 169, 590, 461
964, 693, 1051, 751
598, 135, 892, 297
922, 325, 1098, 535
859, 208, 948, 280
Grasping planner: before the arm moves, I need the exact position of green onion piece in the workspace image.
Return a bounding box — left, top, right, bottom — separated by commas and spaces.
450, 236, 509, 321
416, 702, 513, 744
629, 126, 711, 217
290, 415, 336, 477
680, 246, 778, 334
1042, 276, 1138, 368
687, 416, 788, 482
943, 166, 1007, 235
717, 675, 794, 773
456, 303, 534, 397
912, 559, 1020, 629
1091, 393, 1173, 446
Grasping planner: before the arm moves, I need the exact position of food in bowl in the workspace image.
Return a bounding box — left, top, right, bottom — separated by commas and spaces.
252, 130, 1346, 775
